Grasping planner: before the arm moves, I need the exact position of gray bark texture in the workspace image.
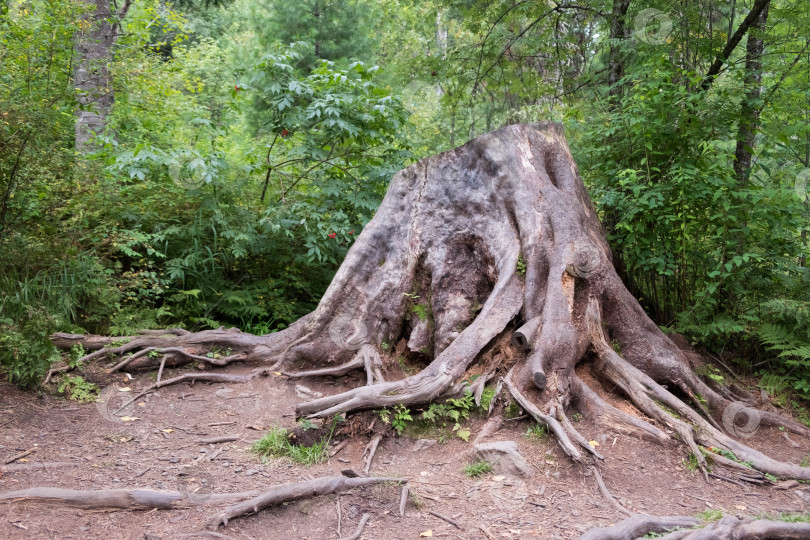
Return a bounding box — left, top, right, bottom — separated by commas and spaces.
52, 123, 810, 489
74, 0, 129, 151
579, 514, 810, 540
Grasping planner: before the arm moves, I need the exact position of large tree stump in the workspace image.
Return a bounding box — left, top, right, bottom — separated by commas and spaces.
52, 122, 810, 483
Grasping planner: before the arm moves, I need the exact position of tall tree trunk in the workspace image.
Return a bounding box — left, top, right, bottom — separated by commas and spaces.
733, 2, 769, 185
74, 0, 129, 151
607, 0, 631, 104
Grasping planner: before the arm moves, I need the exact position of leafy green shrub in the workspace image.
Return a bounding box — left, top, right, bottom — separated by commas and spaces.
0, 307, 61, 388
755, 299, 810, 397
378, 392, 477, 441
57, 376, 100, 403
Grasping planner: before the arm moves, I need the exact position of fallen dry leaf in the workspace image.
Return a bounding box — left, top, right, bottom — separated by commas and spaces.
118, 387, 132, 392
492, 475, 505, 482
163, 428, 174, 433
420, 531, 433, 537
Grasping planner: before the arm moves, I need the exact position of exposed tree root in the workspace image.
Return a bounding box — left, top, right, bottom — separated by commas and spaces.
344, 513, 371, 540
0, 462, 79, 474
427, 510, 464, 530
112, 369, 270, 416
473, 414, 503, 445
590, 466, 633, 517
399, 485, 409, 517
578, 514, 810, 540
0, 487, 261, 509
362, 433, 384, 474
503, 371, 583, 462
577, 515, 702, 540
208, 475, 405, 529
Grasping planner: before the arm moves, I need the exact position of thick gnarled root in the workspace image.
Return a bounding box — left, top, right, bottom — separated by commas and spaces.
578, 514, 810, 540
208, 475, 406, 530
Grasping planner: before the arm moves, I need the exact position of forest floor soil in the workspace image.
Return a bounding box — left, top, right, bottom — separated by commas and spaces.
1, 364, 808, 539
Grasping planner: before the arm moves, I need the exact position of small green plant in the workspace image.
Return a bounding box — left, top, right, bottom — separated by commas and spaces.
755, 511, 810, 523
412, 304, 429, 321
423, 392, 474, 441
479, 384, 496, 411
410, 492, 425, 509
610, 340, 622, 355
704, 447, 753, 469
696, 508, 723, 522
572, 412, 583, 423
654, 400, 681, 419
403, 292, 430, 321
397, 355, 416, 375
526, 424, 548, 441
684, 453, 700, 473
765, 473, 779, 482
68, 344, 86, 369
379, 392, 475, 441
695, 364, 726, 384
251, 418, 338, 466
516, 255, 526, 276
800, 453, 810, 468
381, 341, 390, 352
505, 399, 522, 419
464, 460, 493, 477
391, 404, 413, 435
57, 375, 99, 403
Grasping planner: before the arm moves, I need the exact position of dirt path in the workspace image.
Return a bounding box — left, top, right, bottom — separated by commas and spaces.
1, 367, 807, 539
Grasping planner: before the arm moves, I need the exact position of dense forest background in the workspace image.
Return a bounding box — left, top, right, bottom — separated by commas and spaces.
1, 0, 808, 407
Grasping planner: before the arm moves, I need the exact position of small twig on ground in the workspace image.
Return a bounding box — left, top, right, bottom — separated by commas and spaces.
344, 513, 370, 540
479, 524, 496, 539
197, 436, 239, 445
336, 496, 342, 539
590, 466, 633, 517
428, 510, 463, 530
329, 439, 350, 457
399, 484, 409, 517
4, 448, 37, 464
362, 433, 383, 474
0, 462, 76, 473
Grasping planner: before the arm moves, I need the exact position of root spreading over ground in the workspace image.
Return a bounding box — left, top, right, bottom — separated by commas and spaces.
31, 122, 810, 537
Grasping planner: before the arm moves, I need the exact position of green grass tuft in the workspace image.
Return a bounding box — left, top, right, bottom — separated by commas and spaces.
251, 423, 334, 466
464, 460, 493, 477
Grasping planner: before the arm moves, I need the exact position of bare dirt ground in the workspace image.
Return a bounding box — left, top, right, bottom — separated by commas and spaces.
1, 363, 808, 540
